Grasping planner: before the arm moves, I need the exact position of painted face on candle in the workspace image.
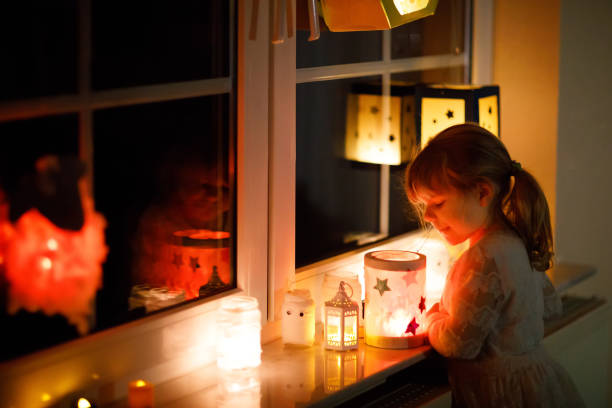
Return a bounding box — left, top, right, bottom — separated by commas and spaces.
416, 183, 492, 246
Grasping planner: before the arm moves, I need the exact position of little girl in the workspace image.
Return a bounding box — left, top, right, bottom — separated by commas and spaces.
405, 123, 584, 407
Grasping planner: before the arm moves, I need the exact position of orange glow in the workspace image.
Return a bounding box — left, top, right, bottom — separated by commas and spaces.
4, 195, 108, 334
135, 380, 147, 387
40, 393, 51, 402
77, 397, 92, 408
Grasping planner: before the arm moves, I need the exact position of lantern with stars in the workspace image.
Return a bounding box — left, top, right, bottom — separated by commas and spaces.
415, 84, 500, 148
364, 250, 426, 348
324, 281, 359, 351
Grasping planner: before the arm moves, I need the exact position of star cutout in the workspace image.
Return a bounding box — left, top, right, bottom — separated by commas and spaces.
189, 256, 200, 273
433, 118, 437, 124
488, 106, 493, 114
402, 271, 418, 287
172, 253, 183, 269
405, 317, 419, 336
419, 296, 426, 313
446, 109, 454, 119
374, 278, 391, 296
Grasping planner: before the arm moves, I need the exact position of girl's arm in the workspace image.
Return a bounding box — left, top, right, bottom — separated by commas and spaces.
425, 246, 506, 359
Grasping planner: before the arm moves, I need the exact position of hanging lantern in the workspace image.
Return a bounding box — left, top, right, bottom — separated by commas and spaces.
364, 250, 426, 349
416, 84, 500, 148
216, 296, 262, 371
324, 281, 359, 351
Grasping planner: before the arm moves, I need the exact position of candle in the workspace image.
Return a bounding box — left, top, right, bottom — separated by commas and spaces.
216, 296, 262, 370
128, 380, 154, 408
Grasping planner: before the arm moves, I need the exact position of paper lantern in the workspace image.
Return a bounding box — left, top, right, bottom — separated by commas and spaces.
324, 350, 359, 393
324, 281, 359, 351
345, 84, 416, 165
319, 0, 438, 31
216, 296, 262, 370
416, 84, 500, 148
364, 250, 426, 348
281, 289, 315, 346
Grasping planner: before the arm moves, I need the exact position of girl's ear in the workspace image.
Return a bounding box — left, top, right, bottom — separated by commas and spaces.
477, 181, 495, 207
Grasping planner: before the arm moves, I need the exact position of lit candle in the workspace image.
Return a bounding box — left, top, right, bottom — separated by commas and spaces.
128, 380, 154, 408
216, 296, 262, 370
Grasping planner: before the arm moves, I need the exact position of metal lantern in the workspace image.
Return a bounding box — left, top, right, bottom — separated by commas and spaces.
415, 84, 501, 148
324, 281, 359, 351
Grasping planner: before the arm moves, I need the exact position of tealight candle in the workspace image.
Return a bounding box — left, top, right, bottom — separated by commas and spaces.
128, 380, 154, 408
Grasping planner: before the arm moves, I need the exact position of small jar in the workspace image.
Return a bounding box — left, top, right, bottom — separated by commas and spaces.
282, 289, 315, 346
216, 296, 262, 370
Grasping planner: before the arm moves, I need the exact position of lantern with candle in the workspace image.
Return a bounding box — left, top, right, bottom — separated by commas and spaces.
281, 289, 315, 346
216, 296, 262, 371
324, 281, 359, 351
364, 250, 426, 348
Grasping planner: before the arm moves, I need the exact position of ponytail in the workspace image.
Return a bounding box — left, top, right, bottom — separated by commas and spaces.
503, 167, 553, 271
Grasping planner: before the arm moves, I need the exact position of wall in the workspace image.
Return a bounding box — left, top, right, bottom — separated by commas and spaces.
492, 0, 560, 231
555, 0, 612, 401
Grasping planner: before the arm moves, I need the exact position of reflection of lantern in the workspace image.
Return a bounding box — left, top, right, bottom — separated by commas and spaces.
216, 296, 262, 371
324, 281, 359, 351
416, 84, 500, 148
364, 250, 426, 348
165, 229, 230, 299
324, 350, 359, 393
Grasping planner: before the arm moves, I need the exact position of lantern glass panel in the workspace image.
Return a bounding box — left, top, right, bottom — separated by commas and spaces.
478, 95, 499, 136
326, 308, 342, 347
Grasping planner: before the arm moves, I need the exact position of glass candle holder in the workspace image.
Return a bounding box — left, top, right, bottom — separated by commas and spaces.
364, 250, 426, 349
282, 289, 315, 346
216, 296, 262, 370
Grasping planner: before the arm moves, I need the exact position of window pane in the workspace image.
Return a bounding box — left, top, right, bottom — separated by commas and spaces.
391, 66, 468, 84
92, 1, 230, 89
0, 114, 80, 361
297, 30, 382, 68
0, 1, 77, 101
392, 0, 466, 59
297, 77, 385, 267
93, 95, 235, 329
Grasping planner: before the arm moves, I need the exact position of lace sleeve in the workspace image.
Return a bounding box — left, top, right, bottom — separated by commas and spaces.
541, 271, 562, 320
426, 247, 506, 359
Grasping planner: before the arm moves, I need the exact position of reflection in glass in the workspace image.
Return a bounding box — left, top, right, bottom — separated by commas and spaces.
93, 95, 234, 328
297, 30, 381, 68
324, 350, 358, 393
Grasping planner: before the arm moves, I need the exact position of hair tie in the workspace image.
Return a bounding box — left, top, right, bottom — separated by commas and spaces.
511, 160, 522, 175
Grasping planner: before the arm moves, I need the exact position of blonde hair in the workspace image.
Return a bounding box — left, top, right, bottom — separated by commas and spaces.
405, 123, 553, 271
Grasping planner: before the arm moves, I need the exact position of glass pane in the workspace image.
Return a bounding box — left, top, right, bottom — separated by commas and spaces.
0, 1, 77, 101
93, 95, 235, 329
391, 0, 466, 59
297, 77, 384, 267
296, 2, 382, 68
391, 66, 468, 84
92, 1, 230, 89
0, 114, 80, 361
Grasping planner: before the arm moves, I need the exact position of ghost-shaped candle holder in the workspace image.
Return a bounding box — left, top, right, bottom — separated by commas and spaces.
364, 250, 426, 349
281, 289, 315, 346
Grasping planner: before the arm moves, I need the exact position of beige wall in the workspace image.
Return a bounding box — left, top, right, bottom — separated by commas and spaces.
493, 0, 560, 232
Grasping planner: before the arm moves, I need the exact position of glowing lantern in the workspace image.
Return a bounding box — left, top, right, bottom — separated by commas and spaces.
128, 380, 154, 408
324, 281, 359, 351
281, 289, 315, 346
364, 250, 426, 348
416, 84, 500, 148
324, 350, 359, 393
216, 296, 262, 370
318, 0, 438, 31
345, 84, 416, 165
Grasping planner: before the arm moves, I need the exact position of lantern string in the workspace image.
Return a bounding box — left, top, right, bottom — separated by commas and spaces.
414, 224, 433, 254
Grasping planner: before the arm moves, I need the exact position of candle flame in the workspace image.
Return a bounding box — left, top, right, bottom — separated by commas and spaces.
40, 256, 52, 270
136, 379, 147, 387
77, 397, 92, 408
47, 238, 58, 251
40, 393, 51, 402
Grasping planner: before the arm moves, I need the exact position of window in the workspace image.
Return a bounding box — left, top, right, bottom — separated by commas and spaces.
0, 1, 236, 361
295, 0, 470, 267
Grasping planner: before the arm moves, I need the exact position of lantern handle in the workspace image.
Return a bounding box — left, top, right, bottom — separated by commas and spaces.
339, 281, 353, 299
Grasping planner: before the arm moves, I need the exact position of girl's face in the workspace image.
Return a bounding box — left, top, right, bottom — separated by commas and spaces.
416, 183, 493, 246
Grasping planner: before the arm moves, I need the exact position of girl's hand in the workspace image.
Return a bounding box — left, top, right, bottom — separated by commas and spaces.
426, 302, 440, 317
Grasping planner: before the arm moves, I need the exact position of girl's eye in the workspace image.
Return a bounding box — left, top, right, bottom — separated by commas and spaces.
432, 200, 445, 208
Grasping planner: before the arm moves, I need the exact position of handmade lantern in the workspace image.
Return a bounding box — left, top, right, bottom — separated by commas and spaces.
324, 350, 359, 393
282, 289, 315, 346
364, 250, 426, 348
345, 84, 416, 165
216, 296, 262, 370
324, 281, 359, 351
416, 84, 500, 148
318, 0, 438, 31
